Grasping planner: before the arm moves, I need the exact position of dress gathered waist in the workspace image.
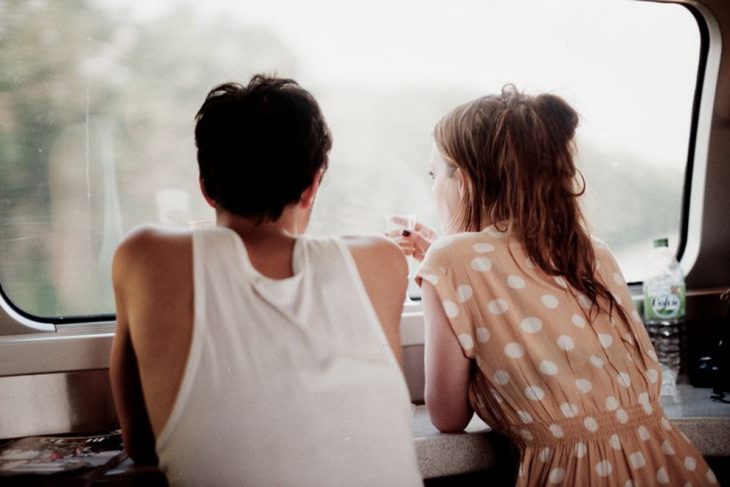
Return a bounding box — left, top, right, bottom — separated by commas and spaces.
507, 401, 668, 446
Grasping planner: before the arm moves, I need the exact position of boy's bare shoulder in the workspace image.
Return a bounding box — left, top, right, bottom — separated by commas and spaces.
340, 234, 407, 272
341, 233, 397, 250
113, 225, 193, 282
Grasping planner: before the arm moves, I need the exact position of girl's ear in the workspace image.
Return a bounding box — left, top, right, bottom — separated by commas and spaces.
455, 167, 468, 198
300, 168, 325, 209
199, 175, 217, 209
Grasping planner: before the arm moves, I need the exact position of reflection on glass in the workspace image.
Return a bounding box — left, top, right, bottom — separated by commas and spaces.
0, 0, 698, 317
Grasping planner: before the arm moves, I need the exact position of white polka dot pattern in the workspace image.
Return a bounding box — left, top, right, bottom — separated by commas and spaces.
520, 317, 543, 333
661, 440, 675, 456
549, 424, 565, 438
560, 403, 578, 418
606, 396, 619, 411
595, 460, 613, 477
475, 327, 490, 343
519, 429, 533, 442
609, 434, 621, 450
541, 294, 559, 309
472, 242, 495, 253
657, 466, 670, 484
578, 295, 592, 309
505, 342, 525, 359
456, 284, 473, 303
708, 469, 718, 484
524, 385, 545, 401
556, 335, 575, 351
517, 410, 533, 424
572, 314, 586, 328
458, 334, 474, 350
418, 231, 713, 487
584, 417, 598, 432
539, 447, 551, 462
590, 355, 605, 368
629, 451, 646, 469
487, 299, 508, 315
507, 275, 526, 289
548, 468, 566, 484
646, 368, 659, 383
471, 257, 492, 271
575, 379, 592, 393
617, 372, 631, 387
443, 300, 459, 318
493, 370, 510, 385
539, 360, 558, 376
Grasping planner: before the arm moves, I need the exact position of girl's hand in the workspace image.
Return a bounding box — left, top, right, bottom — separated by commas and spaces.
386, 220, 437, 261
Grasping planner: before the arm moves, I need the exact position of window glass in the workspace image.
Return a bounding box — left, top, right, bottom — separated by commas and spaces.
0, 0, 699, 318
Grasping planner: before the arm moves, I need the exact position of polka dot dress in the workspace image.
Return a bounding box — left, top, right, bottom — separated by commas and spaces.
417, 225, 717, 486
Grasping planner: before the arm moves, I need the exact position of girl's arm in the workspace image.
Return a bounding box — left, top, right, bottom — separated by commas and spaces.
422, 281, 474, 432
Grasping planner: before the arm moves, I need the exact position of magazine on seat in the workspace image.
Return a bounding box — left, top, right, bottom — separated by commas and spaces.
0, 430, 126, 476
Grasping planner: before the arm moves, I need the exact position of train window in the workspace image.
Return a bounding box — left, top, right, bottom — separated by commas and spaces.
0, 1, 701, 320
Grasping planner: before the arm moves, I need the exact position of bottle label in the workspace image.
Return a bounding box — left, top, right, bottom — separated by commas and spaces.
650, 295, 680, 318
645, 289, 685, 321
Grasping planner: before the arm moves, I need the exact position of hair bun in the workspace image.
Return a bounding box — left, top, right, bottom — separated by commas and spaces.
535, 94, 579, 143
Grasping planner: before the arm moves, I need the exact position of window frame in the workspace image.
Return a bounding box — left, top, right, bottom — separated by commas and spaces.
675, 1, 720, 281
0, 1, 718, 378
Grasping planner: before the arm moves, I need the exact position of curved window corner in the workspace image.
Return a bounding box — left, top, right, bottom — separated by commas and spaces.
0, 290, 55, 336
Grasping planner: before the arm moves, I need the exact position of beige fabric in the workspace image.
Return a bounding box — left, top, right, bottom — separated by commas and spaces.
418, 225, 716, 486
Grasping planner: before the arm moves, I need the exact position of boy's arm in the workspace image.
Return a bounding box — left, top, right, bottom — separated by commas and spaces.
109, 242, 158, 466
344, 235, 408, 366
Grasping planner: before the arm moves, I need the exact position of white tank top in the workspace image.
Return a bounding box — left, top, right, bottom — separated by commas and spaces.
155, 227, 422, 487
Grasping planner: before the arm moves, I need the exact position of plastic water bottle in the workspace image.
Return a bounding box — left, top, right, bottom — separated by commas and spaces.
642, 237, 686, 400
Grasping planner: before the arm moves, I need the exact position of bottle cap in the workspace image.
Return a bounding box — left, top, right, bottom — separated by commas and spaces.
653, 238, 669, 248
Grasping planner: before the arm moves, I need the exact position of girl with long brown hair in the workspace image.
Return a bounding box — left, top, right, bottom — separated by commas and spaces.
406, 85, 715, 485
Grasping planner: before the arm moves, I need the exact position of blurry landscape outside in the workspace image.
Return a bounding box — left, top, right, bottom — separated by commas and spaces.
0, 0, 699, 318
